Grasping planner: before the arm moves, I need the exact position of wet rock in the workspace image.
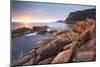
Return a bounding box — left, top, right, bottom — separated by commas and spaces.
12, 54, 33, 66
23, 58, 34, 65
12, 48, 38, 66
22, 55, 41, 65
32, 26, 49, 34
12, 27, 32, 38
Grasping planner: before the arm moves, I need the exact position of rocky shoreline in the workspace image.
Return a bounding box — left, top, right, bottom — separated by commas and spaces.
12, 8, 96, 66
12, 25, 57, 38
12, 19, 96, 66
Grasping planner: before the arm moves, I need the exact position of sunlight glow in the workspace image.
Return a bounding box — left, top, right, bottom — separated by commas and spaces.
12, 13, 57, 23
12, 19, 57, 23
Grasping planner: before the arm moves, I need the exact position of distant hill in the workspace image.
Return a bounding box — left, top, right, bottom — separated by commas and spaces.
65, 8, 96, 24
56, 20, 64, 23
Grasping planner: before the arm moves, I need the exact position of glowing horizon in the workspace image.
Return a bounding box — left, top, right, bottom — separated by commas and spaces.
12, 19, 57, 23
11, 1, 95, 24
12, 9, 58, 23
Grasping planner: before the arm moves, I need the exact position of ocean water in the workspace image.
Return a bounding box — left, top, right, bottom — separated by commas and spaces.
11, 22, 73, 30
12, 33, 51, 60
11, 22, 73, 60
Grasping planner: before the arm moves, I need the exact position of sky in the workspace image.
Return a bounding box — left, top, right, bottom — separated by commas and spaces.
11, 1, 95, 23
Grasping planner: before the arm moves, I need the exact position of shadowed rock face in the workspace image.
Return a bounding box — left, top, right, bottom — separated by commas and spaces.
73, 51, 95, 62
12, 27, 32, 37
36, 31, 79, 61
32, 26, 49, 34
72, 39, 96, 62
38, 57, 55, 64
65, 9, 96, 24
51, 41, 78, 64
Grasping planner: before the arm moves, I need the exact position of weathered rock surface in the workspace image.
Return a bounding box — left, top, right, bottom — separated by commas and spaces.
73, 51, 95, 62
51, 50, 72, 63
63, 41, 78, 51
36, 32, 79, 60
39, 57, 54, 64
73, 19, 95, 34
51, 41, 78, 64
72, 38, 96, 62
36, 36, 55, 48
12, 48, 38, 66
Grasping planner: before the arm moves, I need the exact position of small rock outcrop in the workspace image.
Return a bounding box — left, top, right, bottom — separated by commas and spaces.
32, 26, 49, 34
12, 27, 32, 38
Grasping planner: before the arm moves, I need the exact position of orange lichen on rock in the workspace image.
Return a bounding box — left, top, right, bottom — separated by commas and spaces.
73, 19, 95, 34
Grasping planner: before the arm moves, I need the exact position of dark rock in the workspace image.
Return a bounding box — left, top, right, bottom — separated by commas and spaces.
78, 38, 96, 52
12, 48, 39, 66
12, 54, 33, 66
56, 20, 64, 23
12, 27, 32, 37
23, 58, 35, 65
87, 38, 96, 51
46, 28, 57, 33
65, 8, 96, 24
32, 26, 49, 34
39, 57, 54, 64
